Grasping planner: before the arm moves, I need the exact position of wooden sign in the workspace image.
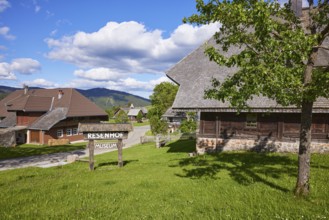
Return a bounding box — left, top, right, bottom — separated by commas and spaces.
95, 142, 117, 149
83, 132, 128, 140
78, 123, 133, 171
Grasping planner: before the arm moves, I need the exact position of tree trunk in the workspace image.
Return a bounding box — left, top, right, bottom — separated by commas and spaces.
295, 101, 313, 196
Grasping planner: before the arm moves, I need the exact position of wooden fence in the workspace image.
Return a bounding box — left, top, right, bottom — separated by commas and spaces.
140, 133, 196, 145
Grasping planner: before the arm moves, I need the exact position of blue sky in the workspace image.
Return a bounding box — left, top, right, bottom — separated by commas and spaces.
0, 0, 309, 98
0, 0, 221, 98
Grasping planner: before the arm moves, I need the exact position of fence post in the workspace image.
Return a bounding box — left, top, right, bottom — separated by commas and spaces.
155, 135, 160, 148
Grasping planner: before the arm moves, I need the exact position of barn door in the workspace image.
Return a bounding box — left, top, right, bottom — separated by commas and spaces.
30, 130, 40, 143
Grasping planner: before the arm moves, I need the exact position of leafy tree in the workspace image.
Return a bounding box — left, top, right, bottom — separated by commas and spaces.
180, 119, 197, 133
106, 106, 119, 120
115, 110, 128, 123
180, 112, 197, 133
149, 82, 178, 116
148, 82, 178, 134
185, 0, 329, 196
149, 115, 168, 135
136, 111, 143, 123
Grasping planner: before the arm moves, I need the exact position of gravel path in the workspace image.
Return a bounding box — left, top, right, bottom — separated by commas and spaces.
0, 125, 150, 171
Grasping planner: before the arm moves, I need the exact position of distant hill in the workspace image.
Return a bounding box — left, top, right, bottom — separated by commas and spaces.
0, 86, 150, 109
77, 88, 150, 109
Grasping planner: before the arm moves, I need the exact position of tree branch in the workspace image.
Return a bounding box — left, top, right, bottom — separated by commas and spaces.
245, 43, 260, 55
271, 30, 283, 40
313, 46, 329, 51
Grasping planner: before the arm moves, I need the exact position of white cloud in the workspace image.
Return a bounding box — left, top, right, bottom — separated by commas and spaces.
0, 62, 16, 80
22, 78, 59, 88
0, 58, 41, 78
45, 21, 219, 74
0, 0, 10, 13
10, 58, 41, 75
73, 67, 124, 81
0, 26, 15, 40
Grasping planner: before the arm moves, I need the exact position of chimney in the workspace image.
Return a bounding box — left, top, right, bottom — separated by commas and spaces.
23, 84, 28, 95
58, 90, 64, 99
291, 0, 302, 17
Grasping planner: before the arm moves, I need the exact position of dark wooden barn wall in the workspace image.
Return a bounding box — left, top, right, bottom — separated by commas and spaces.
199, 112, 329, 141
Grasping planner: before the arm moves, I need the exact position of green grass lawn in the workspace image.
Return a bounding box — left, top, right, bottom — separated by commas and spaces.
133, 121, 150, 127
0, 143, 86, 160
0, 140, 328, 219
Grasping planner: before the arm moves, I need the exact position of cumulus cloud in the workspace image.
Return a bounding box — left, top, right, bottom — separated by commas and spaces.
0, 62, 16, 80
22, 78, 59, 88
73, 67, 124, 81
45, 21, 220, 74
0, 26, 15, 40
65, 75, 172, 94
10, 58, 41, 74
0, 0, 10, 12
0, 58, 41, 79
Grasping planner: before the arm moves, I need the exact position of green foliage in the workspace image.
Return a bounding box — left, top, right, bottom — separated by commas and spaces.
115, 110, 128, 123
180, 112, 197, 133
136, 111, 143, 123
180, 119, 197, 133
0, 141, 329, 219
149, 82, 178, 115
185, 0, 329, 109
132, 121, 150, 127
148, 82, 178, 134
149, 115, 168, 135
105, 106, 119, 119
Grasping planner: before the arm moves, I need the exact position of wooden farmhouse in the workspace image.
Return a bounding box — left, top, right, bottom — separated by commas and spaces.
114, 104, 148, 121
0, 87, 107, 146
166, 5, 329, 154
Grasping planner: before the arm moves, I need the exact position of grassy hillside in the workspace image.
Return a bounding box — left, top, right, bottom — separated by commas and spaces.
77, 88, 150, 109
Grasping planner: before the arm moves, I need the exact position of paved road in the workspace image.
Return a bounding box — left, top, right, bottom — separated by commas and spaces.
0, 125, 150, 171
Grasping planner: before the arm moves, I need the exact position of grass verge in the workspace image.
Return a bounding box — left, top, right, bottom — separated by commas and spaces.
133, 121, 150, 127
0, 140, 328, 219
0, 143, 86, 160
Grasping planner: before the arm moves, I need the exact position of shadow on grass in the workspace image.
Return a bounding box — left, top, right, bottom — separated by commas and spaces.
166, 139, 196, 153
169, 140, 296, 193
0, 144, 86, 160
95, 160, 139, 169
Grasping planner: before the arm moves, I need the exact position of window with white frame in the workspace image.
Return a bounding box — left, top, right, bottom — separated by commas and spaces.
66, 128, 72, 136
73, 128, 78, 135
57, 129, 63, 138
246, 114, 257, 128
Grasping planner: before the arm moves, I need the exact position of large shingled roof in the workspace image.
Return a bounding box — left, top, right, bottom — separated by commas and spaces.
167, 11, 329, 113
0, 88, 107, 130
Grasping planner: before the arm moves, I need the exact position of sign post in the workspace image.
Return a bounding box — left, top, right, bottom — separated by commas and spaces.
117, 139, 123, 167
88, 139, 95, 171
78, 123, 133, 171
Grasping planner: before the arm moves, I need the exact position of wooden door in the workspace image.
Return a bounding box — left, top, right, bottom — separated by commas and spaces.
30, 130, 40, 143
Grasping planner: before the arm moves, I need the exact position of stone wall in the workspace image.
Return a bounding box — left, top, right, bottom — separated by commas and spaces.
48, 139, 70, 146
0, 129, 16, 147
197, 137, 329, 154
